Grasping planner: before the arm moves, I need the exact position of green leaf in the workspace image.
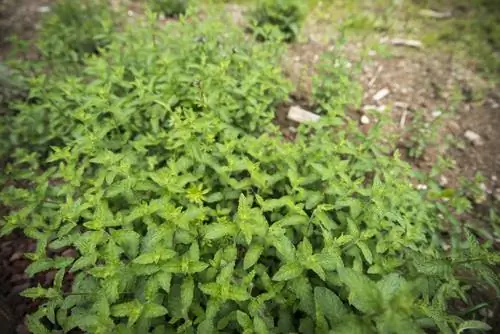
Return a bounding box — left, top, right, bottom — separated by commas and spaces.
25, 259, 58, 277
111, 299, 143, 326
356, 241, 373, 264
112, 230, 141, 258
314, 287, 347, 324
272, 262, 303, 281
21, 286, 49, 299
243, 243, 264, 270
254, 315, 269, 334
338, 268, 382, 314
133, 249, 176, 264
236, 311, 252, 330
376, 273, 405, 302
180, 275, 194, 315
71, 254, 98, 272
457, 320, 492, 333
204, 223, 237, 240
157, 270, 172, 293
143, 303, 168, 319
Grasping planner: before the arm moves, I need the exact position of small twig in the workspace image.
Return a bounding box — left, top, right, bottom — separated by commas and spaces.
419, 9, 452, 19
400, 109, 408, 129
368, 65, 383, 87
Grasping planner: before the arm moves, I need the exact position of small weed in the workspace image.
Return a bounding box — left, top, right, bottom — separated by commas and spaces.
405, 109, 445, 159
38, 0, 116, 59
148, 0, 189, 17
248, 0, 306, 43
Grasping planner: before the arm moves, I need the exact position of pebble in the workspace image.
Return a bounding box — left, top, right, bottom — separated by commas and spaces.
431, 110, 442, 118
9, 252, 24, 262
464, 130, 484, 146
439, 175, 449, 187
416, 184, 428, 190
373, 88, 390, 101
360, 115, 370, 125
37, 6, 50, 13
287, 106, 320, 123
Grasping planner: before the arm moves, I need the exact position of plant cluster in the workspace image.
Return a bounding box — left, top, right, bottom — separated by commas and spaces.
248, 0, 306, 43
37, 0, 116, 59
148, 0, 189, 18
1, 4, 499, 334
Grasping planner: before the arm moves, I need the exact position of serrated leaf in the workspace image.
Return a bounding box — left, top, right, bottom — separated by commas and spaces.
376, 273, 405, 302
157, 270, 172, 293
314, 287, 347, 324
254, 315, 269, 334
26, 259, 54, 277
243, 243, 264, 270
204, 223, 237, 240
180, 276, 194, 315
71, 254, 98, 272
272, 262, 303, 281
111, 299, 143, 326
112, 230, 141, 258
236, 311, 252, 330
21, 286, 49, 299
457, 320, 492, 333
356, 241, 373, 264
143, 303, 168, 319
338, 268, 382, 314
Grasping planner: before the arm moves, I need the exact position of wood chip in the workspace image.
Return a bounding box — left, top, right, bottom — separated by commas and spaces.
387, 38, 423, 49
399, 109, 408, 129
419, 9, 452, 19
287, 106, 320, 123
373, 88, 390, 101
464, 130, 484, 146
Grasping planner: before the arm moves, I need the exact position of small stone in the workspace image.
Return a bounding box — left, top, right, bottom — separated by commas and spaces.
442, 243, 451, 251
394, 101, 409, 109
492, 175, 498, 182
127, 10, 134, 17
288, 126, 297, 133
464, 130, 484, 146
360, 115, 370, 125
368, 50, 376, 56
9, 252, 24, 262
439, 175, 448, 186
362, 105, 386, 112
373, 88, 390, 101
432, 110, 442, 118
287, 106, 320, 123
416, 184, 428, 190
37, 5, 51, 13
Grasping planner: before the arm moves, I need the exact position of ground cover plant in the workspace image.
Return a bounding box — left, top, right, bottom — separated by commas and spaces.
1, 1, 500, 334
148, 0, 189, 17
248, 0, 306, 42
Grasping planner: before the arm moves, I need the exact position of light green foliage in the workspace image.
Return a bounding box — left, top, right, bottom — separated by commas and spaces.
248, 0, 306, 42
312, 45, 362, 116
148, 0, 189, 17
38, 0, 116, 59
1, 6, 499, 334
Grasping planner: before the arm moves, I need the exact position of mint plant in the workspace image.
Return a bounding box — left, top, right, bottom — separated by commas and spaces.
248, 0, 306, 43
148, 0, 189, 17
37, 0, 116, 59
1, 7, 499, 334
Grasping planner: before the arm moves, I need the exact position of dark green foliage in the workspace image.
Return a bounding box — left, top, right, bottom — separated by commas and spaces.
38, 0, 116, 58
1, 7, 499, 334
148, 0, 189, 17
248, 0, 306, 42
